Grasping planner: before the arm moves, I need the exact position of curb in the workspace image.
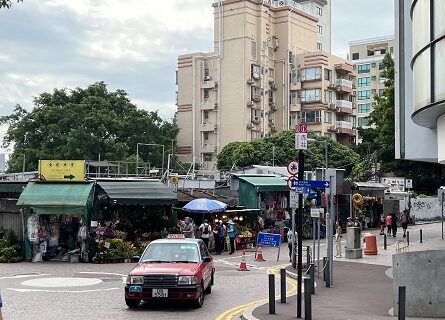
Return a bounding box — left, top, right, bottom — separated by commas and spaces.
241, 302, 263, 320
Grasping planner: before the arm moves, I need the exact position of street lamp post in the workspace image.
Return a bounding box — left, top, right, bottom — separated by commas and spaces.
136, 143, 165, 178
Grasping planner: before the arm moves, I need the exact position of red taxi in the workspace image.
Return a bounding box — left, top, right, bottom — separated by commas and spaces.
125, 235, 215, 309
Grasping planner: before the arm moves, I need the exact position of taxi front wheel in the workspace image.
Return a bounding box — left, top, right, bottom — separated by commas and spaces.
193, 284, 205, 308
126, 298, 141, 309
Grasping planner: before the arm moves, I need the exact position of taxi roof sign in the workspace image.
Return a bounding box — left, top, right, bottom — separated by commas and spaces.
167, 234, 185, 239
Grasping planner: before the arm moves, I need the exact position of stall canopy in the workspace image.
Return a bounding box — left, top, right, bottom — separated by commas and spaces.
96, 180, 177, 205
238, 176, 289, 192
17, 182, 94, 218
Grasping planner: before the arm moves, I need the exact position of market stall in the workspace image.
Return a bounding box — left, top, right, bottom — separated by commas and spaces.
351, 182, 388, 228
17, 182, 95, 262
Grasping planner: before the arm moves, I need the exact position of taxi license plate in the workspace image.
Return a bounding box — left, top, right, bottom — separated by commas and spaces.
152, 289, 168, 298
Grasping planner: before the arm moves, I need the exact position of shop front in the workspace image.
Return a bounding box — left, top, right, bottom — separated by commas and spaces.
17, 182, 95, 262
352, 182, 387, 228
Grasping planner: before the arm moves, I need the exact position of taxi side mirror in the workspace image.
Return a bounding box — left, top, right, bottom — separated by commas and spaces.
203, 257, 212, 263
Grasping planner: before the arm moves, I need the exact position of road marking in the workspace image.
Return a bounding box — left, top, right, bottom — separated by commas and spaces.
78, 271, 126, 277
7, 287, 120, 293
0, 273, 51, 280
214, 263, 299, 320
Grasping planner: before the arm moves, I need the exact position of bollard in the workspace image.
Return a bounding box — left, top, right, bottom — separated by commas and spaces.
304, 277, 312, 320
310, 263, 315, 294
384, 234, 387, 250
280, 268, 286, 303
322, 257, 327, 281
398, 286, 406, 320
420, 229, 423, 243
306, 246, 311, 269
325, 259, 330, 288
269, 274, 275, 314
407, 231, 410, 246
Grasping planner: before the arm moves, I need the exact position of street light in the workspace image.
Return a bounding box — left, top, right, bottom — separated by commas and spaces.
136, 143, 165, 178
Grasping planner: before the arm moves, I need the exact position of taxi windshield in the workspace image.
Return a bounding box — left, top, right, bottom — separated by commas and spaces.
141, 242, 200, 263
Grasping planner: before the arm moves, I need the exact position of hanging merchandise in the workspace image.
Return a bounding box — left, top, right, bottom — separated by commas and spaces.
40, 241, 47, 254
27, 213, 39, 243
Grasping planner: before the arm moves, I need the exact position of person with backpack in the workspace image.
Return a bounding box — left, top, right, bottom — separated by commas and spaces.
199, 219, 212, 248
227, 220, 236, 254
401, 210, 409, 237
213, 221, 223, 255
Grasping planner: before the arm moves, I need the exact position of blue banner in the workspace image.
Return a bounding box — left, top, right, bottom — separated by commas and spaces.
257, 232, 281, 247
291, 180, 330, 189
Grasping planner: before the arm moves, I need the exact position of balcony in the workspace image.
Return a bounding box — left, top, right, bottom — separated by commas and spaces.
332, 79, 353, 93
201, 79, 216, 89
201, 143, 216, 153
290, 103, 301, 112
289, 82, 301, 91
336, 121, 355, 135
334, 63, 354, 74
201, 122, 217, 132
335, 100, 353, 114
201, 101, 216, 110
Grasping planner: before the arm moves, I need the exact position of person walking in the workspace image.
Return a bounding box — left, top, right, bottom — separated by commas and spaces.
213, 221, 222, 254
385, 213, 392, 236
199, 219, 212, 248
335, 220, 343, 258
379, 213, 386, 235
391, 213, 398, 237
183, 217, 195, 238
227, 220, 236, 254
401, 210, 409, 237
287, 228, 298, 262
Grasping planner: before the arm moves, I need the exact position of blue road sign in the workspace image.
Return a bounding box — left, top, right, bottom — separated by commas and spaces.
291, 180, 330, 189
257, 232, 281, 247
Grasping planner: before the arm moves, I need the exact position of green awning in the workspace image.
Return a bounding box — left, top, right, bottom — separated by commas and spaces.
0, 183, 27, 193
238, 176, 289, 192
17, 182, 94, 217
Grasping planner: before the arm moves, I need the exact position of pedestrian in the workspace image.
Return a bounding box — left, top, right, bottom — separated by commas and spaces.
385, 213, 392, 236
199, 219, 212, 248
401, 210, 409, 237
379, 213, 386, 235
227, 220, 236, 254
213, 221, 222, 254
220, 222, 228, 252
183, 217, 195, 238
287, 228, 298, 262
391, 212, 398, 237
335, 220, 342, 258
347, 217, 354, 227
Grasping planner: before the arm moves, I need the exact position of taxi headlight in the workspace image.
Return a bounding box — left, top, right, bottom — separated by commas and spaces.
126, 276, 144, 285
178, 275, 198, 285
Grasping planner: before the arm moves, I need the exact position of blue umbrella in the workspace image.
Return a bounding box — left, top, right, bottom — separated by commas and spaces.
182, 198, 228, 214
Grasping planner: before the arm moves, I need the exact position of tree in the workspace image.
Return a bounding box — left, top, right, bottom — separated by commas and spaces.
358, 53, 445, 194
0, 0, 22, 9
0, 82, 178, 172
217, 130, 361, 177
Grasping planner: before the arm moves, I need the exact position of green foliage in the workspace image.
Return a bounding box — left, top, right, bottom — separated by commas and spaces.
0, 82, 178, 172
217, 130, 361, 177
0, 228, 21, 263
0, 0, 22, 9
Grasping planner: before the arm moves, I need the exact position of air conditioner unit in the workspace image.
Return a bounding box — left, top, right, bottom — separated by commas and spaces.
252, 72, 260, 80
247, 101, 254, 107
247, 123, 254, 129
253, 116, 260, 122
371, 75, 376, 80
204, 75, 211, 81
270, 125, 276, 131
270, 104, 278, 111
371, 63, 376, 67
271, 83, 278, 90
252, 94, 261, 102
247, 78, 254, 85
269, 78, 275, 84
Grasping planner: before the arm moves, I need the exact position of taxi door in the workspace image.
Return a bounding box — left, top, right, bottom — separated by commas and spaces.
199, 241, 213, 287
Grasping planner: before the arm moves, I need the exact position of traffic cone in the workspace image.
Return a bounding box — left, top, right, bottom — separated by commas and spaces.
237, 250, 250, 271
255, 244, 266, 262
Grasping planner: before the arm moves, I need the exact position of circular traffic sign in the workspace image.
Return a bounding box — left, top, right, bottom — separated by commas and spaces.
287, 160, 299, 175
287, 176, 298, 190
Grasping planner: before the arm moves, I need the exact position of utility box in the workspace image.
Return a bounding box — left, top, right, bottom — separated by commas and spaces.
345, 227, 362, 259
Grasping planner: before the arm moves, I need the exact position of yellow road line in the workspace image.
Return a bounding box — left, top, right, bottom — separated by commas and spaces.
214, 264, 300, 320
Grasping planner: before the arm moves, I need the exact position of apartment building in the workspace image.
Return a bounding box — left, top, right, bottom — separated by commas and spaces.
292, 52, 356, 146
296, 0, 331, 52
176, 0, 319, 170
348, 36, 394, 133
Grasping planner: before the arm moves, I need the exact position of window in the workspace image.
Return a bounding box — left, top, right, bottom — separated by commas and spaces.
357, 90, 371, 100
303, 110, 321, 123
324, 90, 332, 103
175, 70, 178, 85
251, 41, 256, 59
352, 52, 359, 60
357, 103, 371, 113
324, 69, 332, 81
203, 132, 209, 141
358, 117, 370, 127
268, 47, 273, 58
251, 64, 261, 79
251, 86, 261, 101
357, 64, 371, 73
262, 41, 267, 50
324, 111, 332, 123
301, 67, 321, 81
367, 50, 375, 56
269, 68, 275, 78
317, 42, 322, 51
379, 77, 386, 84
390, 47, 393, 53
317, 25, 322, 34
204, 89, 209, 99
203, 111, 209, 120
203, 154, 212, 162
300, 89, 321, 102
316, 6, 322, 15
357, 77, 370, 87
380, 48, 386, 54
379, 89, 384, 96
379, 63, 385, 70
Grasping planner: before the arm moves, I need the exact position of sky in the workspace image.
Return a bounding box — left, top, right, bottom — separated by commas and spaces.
0, 0, 394, 143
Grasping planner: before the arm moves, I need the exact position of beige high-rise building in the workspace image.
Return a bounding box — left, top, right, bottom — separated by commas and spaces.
296, 0, 331, 52
349, 36, 394, 132
176, 0, 345, 171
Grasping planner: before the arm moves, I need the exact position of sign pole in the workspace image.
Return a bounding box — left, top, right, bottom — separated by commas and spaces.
442, 193, 444, 240
297, 149, 304, 318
